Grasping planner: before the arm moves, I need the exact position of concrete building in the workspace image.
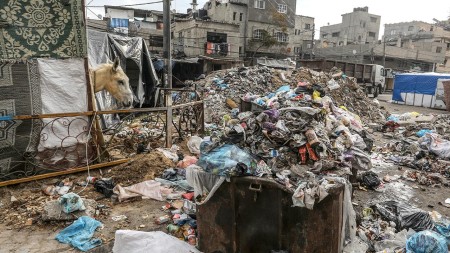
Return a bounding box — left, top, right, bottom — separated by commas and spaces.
319, 7, 381, 48
172, 19, 242, 72
202, 0, 314, 59
293, 15, 315, 57
102, 6, 188, 55
384, 21, 450, 73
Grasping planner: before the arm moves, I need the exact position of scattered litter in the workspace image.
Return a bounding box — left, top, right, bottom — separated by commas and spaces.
55, 216, 102, 252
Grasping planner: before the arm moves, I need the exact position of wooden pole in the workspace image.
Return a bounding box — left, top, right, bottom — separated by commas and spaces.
0, 159, 129, 187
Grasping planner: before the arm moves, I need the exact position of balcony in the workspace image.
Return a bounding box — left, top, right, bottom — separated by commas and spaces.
205, 42, 230, 57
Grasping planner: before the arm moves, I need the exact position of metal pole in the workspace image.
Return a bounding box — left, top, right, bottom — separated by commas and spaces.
310, 24, 315, 59
382, 36, 386, 67
163, 0, 172, 89
163, 0, 173, 147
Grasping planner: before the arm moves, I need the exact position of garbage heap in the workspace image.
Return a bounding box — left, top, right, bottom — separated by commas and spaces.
198, 66, 388, 127
196, 72, 382, 203
378, 112, 450, 180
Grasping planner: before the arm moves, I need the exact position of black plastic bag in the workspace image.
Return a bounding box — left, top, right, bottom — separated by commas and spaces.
360, 171, 381, 189
373, 201, 434, 232
94, 179, 115, 198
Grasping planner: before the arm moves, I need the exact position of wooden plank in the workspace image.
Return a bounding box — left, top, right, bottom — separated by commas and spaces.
0, 159, 129, 187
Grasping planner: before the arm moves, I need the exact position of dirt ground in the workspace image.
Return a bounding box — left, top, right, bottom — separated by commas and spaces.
0, 93, 449, 253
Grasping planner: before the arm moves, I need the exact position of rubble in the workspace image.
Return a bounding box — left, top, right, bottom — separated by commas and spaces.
42, 199, 97, 221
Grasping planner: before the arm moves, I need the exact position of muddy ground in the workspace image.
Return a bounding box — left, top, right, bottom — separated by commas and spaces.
0, 98, 449, 253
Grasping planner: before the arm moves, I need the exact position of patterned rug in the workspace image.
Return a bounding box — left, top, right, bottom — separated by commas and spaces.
0, 0, 87, 59
0, 60, 42, 181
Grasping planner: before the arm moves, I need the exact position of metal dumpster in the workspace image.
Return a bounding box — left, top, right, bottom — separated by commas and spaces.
197, 177, 344, 253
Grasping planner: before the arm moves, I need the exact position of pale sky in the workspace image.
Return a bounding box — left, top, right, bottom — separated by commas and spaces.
86, 0, 450, 39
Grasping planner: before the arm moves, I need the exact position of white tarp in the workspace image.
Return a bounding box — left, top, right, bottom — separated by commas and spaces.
37, 58, 88, 150
112, 230, 202, 253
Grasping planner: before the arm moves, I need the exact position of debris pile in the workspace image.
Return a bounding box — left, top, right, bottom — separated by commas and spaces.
198, 66, 388, 126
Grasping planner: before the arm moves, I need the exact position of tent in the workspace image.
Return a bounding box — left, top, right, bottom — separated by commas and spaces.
392, 73, 450, 108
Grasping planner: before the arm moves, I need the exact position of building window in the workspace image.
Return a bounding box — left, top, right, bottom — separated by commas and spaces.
390, 30, 396, 35
239, 46, 242, 55
253, 29, 264, 39
304, 24, 311, 30
233, 12, 236, 21
322, 33, 328, 38
240, 13, 243, 21
332, 32, 340, 38
408, 26, 414, 31
370, 17, 377, 23
277, 4, 287, 13
436, 46, 442, 53
276, 32, 288, 42
368, 32, 376, 37
254, 0, 265, 9
307, 43, 312, 49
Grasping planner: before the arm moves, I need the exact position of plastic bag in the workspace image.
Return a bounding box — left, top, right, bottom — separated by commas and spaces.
416, 129, 433, 137
406, 230, 447, 253
374, 201, 434, 232
55, 216, 102, 252
421, 133, 450, 158
59, 193, 86, 214
94, 179, 115, 198
177, 156, 198, 169
112, 230, 201, 253
187, 136, 202, 155
327, 79, 341, 90
360, 171, 381, 189
197, 144, 253, 176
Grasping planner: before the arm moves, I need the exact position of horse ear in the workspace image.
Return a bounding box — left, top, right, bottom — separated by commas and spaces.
112, 57, 120, 72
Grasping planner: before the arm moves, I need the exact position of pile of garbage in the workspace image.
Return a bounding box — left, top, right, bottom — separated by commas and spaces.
198, 66, 388, 126
353, 200, 450, 253
377, 112, 450, 176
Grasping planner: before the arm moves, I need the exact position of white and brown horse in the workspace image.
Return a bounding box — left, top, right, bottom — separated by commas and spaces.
90, 57, 134, 108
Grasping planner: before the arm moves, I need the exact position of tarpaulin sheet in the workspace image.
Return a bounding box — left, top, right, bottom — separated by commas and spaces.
87, 30, 160, 107
392, 73, 450, 102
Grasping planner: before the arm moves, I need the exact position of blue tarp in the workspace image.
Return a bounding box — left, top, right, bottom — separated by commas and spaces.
392, 73, 450, 102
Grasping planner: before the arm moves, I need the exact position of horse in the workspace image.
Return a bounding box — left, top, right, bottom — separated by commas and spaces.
90, 57, 134, 108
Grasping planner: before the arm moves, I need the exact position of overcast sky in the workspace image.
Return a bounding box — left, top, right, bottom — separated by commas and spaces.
87, 0, 450, 39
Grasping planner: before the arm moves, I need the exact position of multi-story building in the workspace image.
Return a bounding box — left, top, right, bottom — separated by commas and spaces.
293, 15, 315, 58
172, 18, 242, 72
384, 21, 450, 72
201, 0, 314, 59
319, 7, 381, 48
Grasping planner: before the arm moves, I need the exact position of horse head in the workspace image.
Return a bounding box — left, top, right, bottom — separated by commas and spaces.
93, 57, 134, 108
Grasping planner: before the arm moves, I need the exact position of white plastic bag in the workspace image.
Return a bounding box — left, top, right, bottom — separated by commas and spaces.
187, 136, 203, 155
113, 230, 201, 253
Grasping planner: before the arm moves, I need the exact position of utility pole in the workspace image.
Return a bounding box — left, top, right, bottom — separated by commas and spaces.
163, 0, 172, 147
310, 24, 315, 59
382, 36, 386, 67
163, 0, 172, 89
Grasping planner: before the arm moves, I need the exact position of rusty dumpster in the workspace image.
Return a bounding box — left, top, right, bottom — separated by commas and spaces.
197, 177, 344, 253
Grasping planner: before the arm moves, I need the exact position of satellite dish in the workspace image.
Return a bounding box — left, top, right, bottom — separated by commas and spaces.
352, 50, 357, 55
97, 14, 102, 20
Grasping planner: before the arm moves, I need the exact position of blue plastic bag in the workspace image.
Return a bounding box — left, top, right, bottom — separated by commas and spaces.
276, 85, 290, 94
55, 216, 102, 252
197, 144, 253, 176
417, 129, 433, 137
406, 230, 447, 253
59, 193, 86, 214
387, 115, 399, 122
435, 223, 450, 246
